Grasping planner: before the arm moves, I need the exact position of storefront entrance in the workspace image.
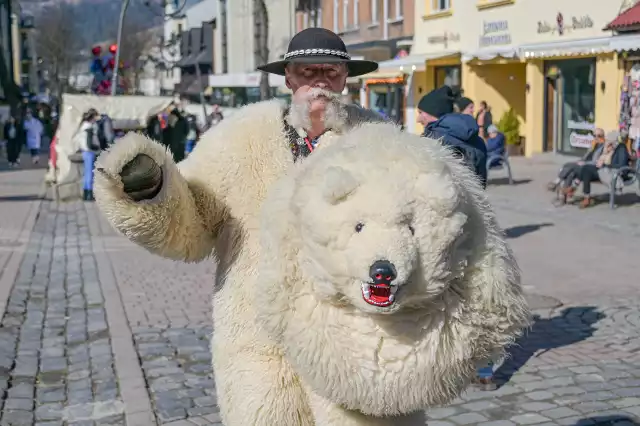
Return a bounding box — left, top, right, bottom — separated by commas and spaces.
366, 78, 405, 125
434, 65, 461, 93
543, 58, 597, 155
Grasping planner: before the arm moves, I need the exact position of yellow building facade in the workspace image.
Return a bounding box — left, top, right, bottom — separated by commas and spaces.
413, 0, 630, 156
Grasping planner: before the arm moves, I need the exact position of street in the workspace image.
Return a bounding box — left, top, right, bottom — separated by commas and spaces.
0, 153, 639, 426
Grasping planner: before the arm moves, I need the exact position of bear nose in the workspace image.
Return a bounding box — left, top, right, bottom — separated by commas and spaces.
369, 260, 397, 284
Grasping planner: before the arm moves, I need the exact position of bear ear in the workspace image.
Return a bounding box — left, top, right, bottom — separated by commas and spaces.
323, 166, 359, 205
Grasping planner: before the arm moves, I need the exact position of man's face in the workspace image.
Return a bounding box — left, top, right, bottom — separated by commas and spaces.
462, 103, 475, 116
594, 129, 604, 142
285, 63, 348, 94
489, 131, 498, 139
417, 110, 437, 126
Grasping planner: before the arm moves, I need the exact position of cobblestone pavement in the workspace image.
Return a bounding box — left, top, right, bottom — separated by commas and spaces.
2, 154, 640, 425
87, 205, 219, 426
0, 201, 125, 425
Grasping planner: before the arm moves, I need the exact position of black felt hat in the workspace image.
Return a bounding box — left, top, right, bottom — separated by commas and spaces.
257, 28, 379, 77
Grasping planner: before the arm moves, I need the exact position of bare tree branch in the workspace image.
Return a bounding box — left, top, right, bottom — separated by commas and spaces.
116, 21, 160, 92
33, 3, 82, 100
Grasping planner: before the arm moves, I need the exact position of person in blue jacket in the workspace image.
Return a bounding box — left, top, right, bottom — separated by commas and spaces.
417, 86, 488, 188
418, 87, 493, 389
486, 124, 506, 168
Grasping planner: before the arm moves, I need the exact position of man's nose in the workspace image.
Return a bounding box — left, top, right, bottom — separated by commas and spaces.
313, 81, 328, 89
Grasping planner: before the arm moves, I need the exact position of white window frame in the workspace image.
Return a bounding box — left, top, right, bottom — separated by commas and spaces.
343, 0, 349, 30
316, 8, 323, 27
432, 0, 450, 12
353, 0, 359, 27
333, 0, 339, 32
371, 0, 377, 22
303, 12, 309, 29
394, 0, 402, 18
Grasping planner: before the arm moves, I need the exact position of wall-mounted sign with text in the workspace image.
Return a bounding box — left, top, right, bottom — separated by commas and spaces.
479, 20, 511, 47
568, 120, 595, 149
537, 12, 593, 36
427, 32, 461, 47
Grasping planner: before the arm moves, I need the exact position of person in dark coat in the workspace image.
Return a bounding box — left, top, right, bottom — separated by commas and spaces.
4, 114, 24, 167
165, 107, 189, 163
417, 86, 488, 188
486, 124, 506, 168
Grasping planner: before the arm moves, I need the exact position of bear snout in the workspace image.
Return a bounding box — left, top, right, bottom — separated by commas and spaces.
369, 260, 397, 284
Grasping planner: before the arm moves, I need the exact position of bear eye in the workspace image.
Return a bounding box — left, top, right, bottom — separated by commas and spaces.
408, 225, 415, 235
355, 222, 364, 232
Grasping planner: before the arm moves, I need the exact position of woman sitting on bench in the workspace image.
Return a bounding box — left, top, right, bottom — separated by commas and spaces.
561, 131, 631, 209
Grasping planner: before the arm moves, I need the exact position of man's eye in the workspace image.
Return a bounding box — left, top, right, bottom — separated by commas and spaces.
326, 71, 338, 78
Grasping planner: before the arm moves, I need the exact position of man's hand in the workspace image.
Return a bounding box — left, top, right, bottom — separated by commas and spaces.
293, 85, 328, 140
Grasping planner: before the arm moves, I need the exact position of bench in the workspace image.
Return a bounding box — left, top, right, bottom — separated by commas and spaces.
608, 159, 640, 209
486, 151, 514, 185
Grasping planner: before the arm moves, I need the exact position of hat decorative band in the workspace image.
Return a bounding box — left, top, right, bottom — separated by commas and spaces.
284, 49, 351, 60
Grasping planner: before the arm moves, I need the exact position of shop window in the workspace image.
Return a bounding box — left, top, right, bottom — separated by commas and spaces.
434, 65, 461, 93
368, 83, 405, 125
544, 58, 596, 155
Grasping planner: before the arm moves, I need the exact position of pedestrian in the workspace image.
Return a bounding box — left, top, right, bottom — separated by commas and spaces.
417, 85, 488, 188
486, 124, 506, 168
4, 114, 23, 167
73, 109, 101, 201
185, 114, 199, 156
418, 86, 493, 388
455, 97, 475, 116
476, 100, 493, 140
23, 109, 43, 164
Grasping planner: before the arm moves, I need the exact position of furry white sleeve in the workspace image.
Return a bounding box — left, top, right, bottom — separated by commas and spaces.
93, 132, 224, 262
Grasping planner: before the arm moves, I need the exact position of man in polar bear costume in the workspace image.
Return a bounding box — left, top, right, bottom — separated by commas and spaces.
93, 28, 529, 425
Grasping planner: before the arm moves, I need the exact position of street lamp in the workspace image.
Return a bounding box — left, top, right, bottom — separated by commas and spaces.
111, 0, 131, 96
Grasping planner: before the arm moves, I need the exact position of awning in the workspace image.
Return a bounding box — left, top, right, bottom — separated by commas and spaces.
462, 46, 519, 62
609, 34, 640, 52
520, 37, 613, 58
604, 2, 640, 31
366, 50, 459, 77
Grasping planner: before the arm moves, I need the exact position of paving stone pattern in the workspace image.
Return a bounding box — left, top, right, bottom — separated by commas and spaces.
0, 201, 124, 426
131, 326, 220, 425
426, 304, 640, 426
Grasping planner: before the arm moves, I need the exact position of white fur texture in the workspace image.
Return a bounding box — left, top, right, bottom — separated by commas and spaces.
94, 101, 529, 425
258, 123, 530, 421
93, 100, 405, 426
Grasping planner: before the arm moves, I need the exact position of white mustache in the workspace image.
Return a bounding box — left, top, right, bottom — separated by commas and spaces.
306, 88, 341, 102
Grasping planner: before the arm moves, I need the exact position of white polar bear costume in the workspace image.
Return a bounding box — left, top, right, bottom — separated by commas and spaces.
258, 123, 530, 424
93, 100, 530, 425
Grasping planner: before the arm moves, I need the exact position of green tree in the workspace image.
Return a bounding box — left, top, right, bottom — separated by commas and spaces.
497, 108, 521, 146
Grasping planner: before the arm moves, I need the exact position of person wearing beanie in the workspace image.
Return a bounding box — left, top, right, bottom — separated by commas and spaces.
417, 86, 488, 188
455, 97, 475, 115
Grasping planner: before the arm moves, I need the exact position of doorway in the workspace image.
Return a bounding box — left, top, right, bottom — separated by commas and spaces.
543, 59, 597, 155
543, 76, 559, 153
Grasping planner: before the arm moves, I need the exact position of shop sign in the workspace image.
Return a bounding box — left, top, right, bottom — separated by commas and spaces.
537, 13, 593, 36
568, 120, 595, 148
479, 20, 511, 47
427, 32, 460, 47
